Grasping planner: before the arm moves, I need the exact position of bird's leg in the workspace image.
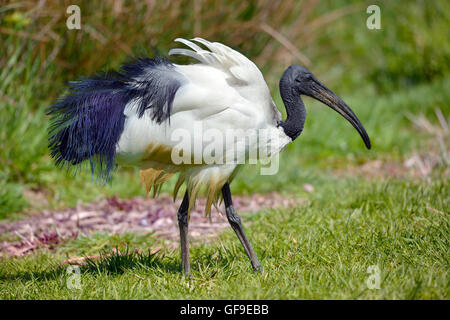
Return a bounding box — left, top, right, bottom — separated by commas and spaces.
177, 191, 191, 276
221, 182, 262, 272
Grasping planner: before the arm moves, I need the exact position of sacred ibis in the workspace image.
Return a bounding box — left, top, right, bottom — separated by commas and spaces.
48, 38, 371, 275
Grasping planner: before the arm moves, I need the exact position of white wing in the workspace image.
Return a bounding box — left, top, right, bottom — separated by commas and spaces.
169, 38, 281, 123
118, 38, 286, 162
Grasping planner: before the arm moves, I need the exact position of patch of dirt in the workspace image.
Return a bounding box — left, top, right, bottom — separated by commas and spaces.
333, 156, 443, 179
0, 193, 305, 258
22, 188, 50, 208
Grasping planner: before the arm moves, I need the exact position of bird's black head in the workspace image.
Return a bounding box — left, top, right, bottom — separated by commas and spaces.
280, 64, 371, 149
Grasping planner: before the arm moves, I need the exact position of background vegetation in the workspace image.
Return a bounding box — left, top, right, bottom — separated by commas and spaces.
0, 0, 448, 299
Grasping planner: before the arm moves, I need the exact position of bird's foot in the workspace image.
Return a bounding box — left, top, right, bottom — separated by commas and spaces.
253, 264, 263, 273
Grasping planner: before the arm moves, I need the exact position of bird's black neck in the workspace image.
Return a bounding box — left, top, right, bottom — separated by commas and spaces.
277, 76, 306, 141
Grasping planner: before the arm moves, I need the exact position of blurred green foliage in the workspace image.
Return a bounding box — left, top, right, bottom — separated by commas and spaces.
2, 1, 449, 94
362, 1, 450, 93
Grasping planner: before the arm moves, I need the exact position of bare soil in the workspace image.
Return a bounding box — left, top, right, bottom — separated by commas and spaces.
0, 193, 305, 257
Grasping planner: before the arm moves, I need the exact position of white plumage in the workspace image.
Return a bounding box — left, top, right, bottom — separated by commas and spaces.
115, 38, 291, 213
49, 37, 370, 274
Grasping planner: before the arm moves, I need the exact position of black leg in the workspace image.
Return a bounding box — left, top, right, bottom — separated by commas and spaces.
177, 191, 191, 276
222, 182, 262, 272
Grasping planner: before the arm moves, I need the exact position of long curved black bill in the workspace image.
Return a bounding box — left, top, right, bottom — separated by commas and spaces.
308, 80, 371, 149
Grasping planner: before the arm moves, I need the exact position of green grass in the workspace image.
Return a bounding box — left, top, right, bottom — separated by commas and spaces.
0, 177, 447, 299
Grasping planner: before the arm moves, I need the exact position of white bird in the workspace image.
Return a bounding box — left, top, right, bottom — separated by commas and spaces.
48, 37, 371, 275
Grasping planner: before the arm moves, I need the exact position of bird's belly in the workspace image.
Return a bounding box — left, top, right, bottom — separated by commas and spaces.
116, 111, 290, 169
